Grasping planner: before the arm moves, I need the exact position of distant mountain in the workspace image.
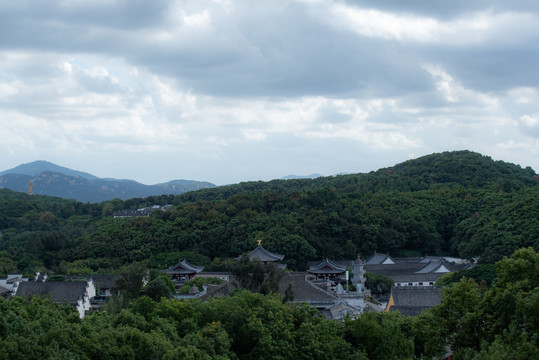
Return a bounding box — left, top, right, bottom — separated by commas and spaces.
0, 160, 98, 180
0, 161, 216, 203
281, 173, 324, 180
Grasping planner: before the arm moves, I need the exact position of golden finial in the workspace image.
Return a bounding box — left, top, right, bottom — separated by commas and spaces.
257, 239, 262, 246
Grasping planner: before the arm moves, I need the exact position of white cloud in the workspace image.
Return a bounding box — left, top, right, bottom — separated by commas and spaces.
314, 2, 538, 45
507, 87, 539, 105
0, 82, 19, 98
422, 64, 499, 109
328, 4, 443, 42
520, 114, 539, 127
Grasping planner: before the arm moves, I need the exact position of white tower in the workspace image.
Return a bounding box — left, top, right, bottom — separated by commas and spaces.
352, 254, 365, 292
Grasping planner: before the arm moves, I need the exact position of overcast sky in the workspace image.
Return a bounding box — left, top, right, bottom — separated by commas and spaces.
1, 0, 538, 185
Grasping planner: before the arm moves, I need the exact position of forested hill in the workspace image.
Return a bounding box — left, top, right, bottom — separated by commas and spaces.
0, 150, 537, 275
177, 150, 538, 202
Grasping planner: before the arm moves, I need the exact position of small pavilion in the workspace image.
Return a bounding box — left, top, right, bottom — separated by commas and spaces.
162, 259, 204, 282
308, 259, 347, 280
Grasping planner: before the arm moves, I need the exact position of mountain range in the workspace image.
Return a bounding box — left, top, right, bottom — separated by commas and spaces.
281, 173, 324, 180
0, 161, 216, 203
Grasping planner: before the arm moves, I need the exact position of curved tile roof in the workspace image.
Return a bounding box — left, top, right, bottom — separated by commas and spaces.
308, 259, 346, 274
239, 245, 285, 262
162, 259, 205, 275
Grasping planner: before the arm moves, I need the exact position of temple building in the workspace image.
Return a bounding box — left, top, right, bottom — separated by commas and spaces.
162, 259, 205, 282
236, 240, 286, 268
364, 253, 470, 287
308, 259, 346, 280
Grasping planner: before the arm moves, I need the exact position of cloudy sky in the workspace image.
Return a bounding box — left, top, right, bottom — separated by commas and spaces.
1, 0, 538, 185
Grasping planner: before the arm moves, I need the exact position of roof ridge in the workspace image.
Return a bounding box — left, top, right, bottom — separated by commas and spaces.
302, 276, 339, 299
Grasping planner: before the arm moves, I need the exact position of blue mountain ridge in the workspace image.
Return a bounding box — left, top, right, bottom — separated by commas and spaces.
0, 161, 216, 203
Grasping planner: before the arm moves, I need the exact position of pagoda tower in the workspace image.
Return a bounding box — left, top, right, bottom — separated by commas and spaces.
352, 254, 366, 292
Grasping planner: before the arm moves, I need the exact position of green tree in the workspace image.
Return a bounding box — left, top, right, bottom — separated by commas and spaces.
111, 262, 148, 310
365, 272, 394, 295
479, 247, 538, 342
344, 311, 414, 360
419, 247, 539, 359
142, 276, 174, 301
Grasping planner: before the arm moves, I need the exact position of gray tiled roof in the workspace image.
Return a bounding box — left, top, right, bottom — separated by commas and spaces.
6, 274, 24, 283
389, 286, 442, 316
389, 273, 443, 283
308, 259, 347, 275
415, 262, 442, 273
419, 256, 444, 263
0, 285, 11, 297
365, 253, 395, 265
279, 273, 337, 303
199, 280, 238, 300
162, 259, 205, 275
365, 263, 425, 275
392, 257, 424, 264
90, 275, 120, 289
389, 286, 442, 315
238, 245, 285, 262
16, 281, 88, 306
65, 275, 119, 289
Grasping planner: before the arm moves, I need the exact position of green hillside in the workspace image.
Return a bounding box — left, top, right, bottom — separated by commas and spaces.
1, 150, 537, 275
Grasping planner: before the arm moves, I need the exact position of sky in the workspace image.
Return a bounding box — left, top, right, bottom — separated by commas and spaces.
1, 0, 538, 185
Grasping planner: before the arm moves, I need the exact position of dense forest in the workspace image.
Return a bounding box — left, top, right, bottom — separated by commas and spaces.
0, 150, 537, 275
1, 247, 537, 359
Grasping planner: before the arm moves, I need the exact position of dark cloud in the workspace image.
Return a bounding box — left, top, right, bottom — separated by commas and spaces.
0, 0, 536, 98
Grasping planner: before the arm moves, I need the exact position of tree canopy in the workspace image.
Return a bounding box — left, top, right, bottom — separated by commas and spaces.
1, 150, 537, 276
1, 248, 537, 359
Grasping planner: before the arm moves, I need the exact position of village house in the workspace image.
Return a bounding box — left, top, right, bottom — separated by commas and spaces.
113, 205, 173, 218
15, 279, 96, 318
65, 275, 120, 310
0, 274, 28, 296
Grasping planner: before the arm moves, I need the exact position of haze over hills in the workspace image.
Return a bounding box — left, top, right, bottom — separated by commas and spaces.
0, 161, 216, 203
281, 173, 324, 180
0, 160, 98, 180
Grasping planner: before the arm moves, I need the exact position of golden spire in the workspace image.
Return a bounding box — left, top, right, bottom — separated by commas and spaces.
257, 239, 262, 246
